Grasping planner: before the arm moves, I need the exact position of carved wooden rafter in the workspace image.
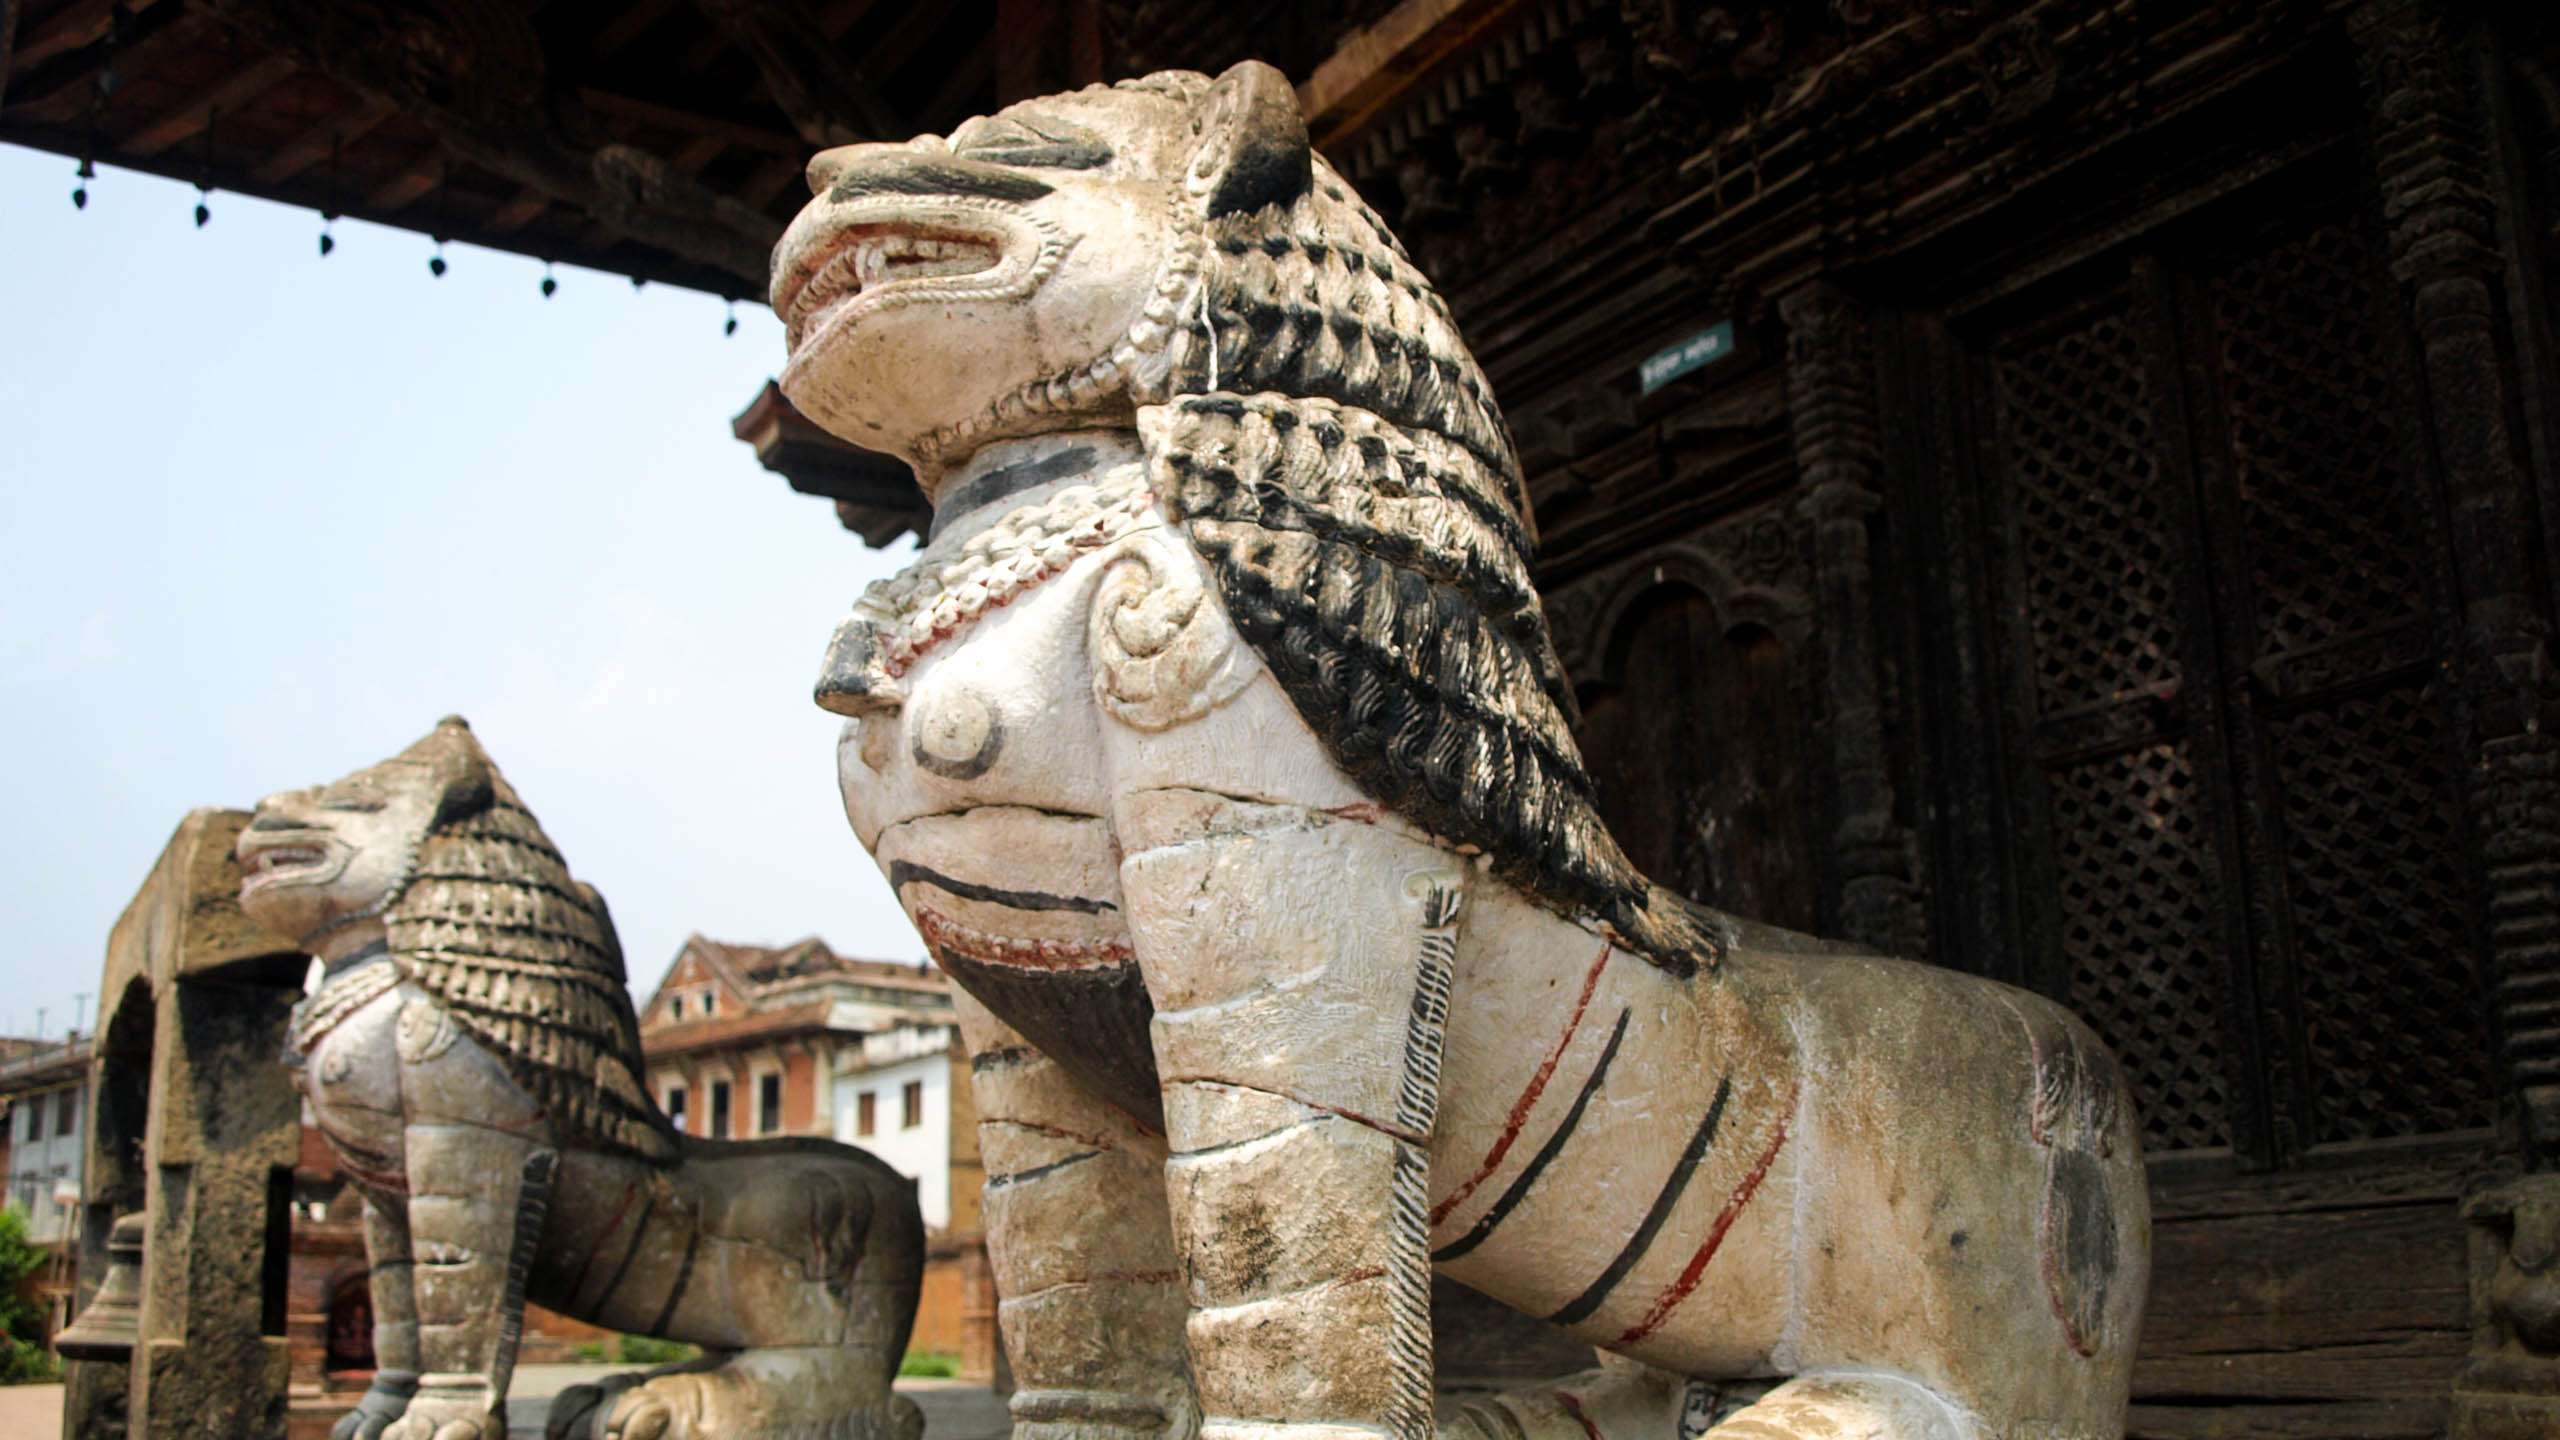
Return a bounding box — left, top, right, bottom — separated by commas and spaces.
1295, 0, 1539, 151
122, 52, 299, 158
247, 96, 397, 185
190, 0, 782, 284
688, 0, 904, 145
9, 0, 209, 125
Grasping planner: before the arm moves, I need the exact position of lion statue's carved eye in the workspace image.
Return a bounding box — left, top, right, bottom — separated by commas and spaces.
950, 113, 1113, 170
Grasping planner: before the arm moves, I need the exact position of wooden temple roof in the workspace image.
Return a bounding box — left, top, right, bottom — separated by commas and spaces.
0, 0, 1475, 537
0, 0, 1432, 297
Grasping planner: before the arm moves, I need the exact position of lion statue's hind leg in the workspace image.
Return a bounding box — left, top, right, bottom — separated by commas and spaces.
538, 1140, 926, 1440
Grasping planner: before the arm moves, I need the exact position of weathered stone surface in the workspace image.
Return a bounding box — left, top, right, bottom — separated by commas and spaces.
778, 61, 2150, 1440
235, 720, 927, 1440
63, 808, 307, 1440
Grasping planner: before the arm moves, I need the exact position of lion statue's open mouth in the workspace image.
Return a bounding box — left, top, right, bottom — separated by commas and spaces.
776, 224, 1003, 350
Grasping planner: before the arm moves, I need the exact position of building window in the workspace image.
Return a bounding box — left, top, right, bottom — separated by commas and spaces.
26, 1098, 42, 1144
856, 1091, 877, 1137
902, 1080, 924, 1130
669, 995, 684, 1020
56, 1088, 78, 1138
665, 1086, 688, 1134
710, 1080, 732, 1138
758, 1073, 782, 1134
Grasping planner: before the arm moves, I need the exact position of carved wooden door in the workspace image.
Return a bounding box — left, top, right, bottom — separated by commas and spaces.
1934, 197, 2499, 1167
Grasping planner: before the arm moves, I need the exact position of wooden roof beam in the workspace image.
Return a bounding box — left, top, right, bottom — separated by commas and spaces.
593, 0, 683, 57
814, 0, 887, 39
867, 0, 967, 99
735, 151, 804, 209
488, 187, 550, 232
199, 0, 779, 284
917, 28, 996, 133
578, 85, 800, 154
687, 0, 903, 145
121, 52, 297, 157
1296, 0, 1538, 151
366, 162, 442, 214
6, 0, 206, 124
12, 0, 125, 74
672, 134, 726, 170
249, 94, 395, 184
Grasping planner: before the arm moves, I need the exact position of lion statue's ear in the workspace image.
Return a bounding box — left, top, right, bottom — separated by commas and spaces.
1187, 60, 1311, 218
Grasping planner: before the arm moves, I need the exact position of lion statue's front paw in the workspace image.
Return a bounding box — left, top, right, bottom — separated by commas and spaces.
549, 1352, 919, 1440
332, 1368, 419, 1440
598, 1370, 729, 1440
378, 1380, 504, 1440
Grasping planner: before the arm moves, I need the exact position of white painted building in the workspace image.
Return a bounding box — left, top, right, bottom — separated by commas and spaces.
830, 1023, 958, 1229
636, 936, 979, 1234
1, 1035, 92, 1247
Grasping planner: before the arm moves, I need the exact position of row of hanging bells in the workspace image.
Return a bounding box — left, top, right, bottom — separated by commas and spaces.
68, 155, 750, 326
64, 23, 747, 330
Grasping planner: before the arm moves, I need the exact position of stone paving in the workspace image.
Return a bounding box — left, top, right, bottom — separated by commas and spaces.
0, 1370, 1013, 1440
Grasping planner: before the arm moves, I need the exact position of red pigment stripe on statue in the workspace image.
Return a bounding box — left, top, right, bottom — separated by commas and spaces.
1555, 1390, 1605, 1440
915, 905, 1136, 970
1609, 1082, 1799, 1349
1429, 939, 1614, 1229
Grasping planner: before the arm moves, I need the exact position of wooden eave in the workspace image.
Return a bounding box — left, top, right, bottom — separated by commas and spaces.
0, 0, 1027, 297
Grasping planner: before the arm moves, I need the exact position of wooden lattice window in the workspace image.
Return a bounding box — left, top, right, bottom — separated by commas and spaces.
1967, 209, 2493, 1164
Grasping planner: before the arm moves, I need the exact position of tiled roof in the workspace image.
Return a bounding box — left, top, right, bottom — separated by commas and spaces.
0, 1035, 92, 1094
640, 998, 942, 1059
640, 934, 950, 1018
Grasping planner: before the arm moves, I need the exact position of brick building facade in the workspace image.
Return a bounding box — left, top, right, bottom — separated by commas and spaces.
635, 936, 990, 1365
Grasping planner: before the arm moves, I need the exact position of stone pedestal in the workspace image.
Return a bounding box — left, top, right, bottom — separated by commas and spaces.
2452, 1173, 2560, 1439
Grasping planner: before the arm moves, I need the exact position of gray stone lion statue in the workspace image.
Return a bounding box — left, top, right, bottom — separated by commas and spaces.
771, 59, 2149, 1440
235, 718, 926, 1440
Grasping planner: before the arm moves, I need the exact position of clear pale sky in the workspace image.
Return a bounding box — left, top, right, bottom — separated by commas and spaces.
0, 143, 920, 1041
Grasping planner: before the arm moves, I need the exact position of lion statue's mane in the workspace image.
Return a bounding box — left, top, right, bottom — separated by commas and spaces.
913, 71, 1719, 974
379, 719, 677, 1162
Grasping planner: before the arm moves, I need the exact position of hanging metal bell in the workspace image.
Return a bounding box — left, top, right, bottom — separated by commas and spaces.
54, 1212, 145, 1363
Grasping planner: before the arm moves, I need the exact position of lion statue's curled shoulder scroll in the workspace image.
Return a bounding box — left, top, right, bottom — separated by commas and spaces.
237, 718, 925, 1440
774, 61, 2149, 1440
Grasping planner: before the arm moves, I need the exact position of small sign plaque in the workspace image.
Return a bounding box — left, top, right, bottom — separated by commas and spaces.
1638, 322, 1736, 395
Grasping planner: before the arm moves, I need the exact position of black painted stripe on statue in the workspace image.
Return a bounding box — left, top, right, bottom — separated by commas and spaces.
983, 1149, 1104, 1190
586, 1199, 656, 1312
887, 860, 1119, 914
932, 445, 1100, 539
935, 945, 1165, 1133
646, 1225, 703, 1338
1431, 1008, 1631, 1263
1546, 1075, 1734, 1328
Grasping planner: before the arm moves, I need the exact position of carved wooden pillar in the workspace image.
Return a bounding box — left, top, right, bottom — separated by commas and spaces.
1780, 280, 1923, 958
2356, 3, 2560, 1428
2356, 0, 2560, 1161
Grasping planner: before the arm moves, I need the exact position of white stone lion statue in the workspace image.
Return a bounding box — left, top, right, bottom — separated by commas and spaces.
236, 718, 927, 1440
773, 61, 2149, 1440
